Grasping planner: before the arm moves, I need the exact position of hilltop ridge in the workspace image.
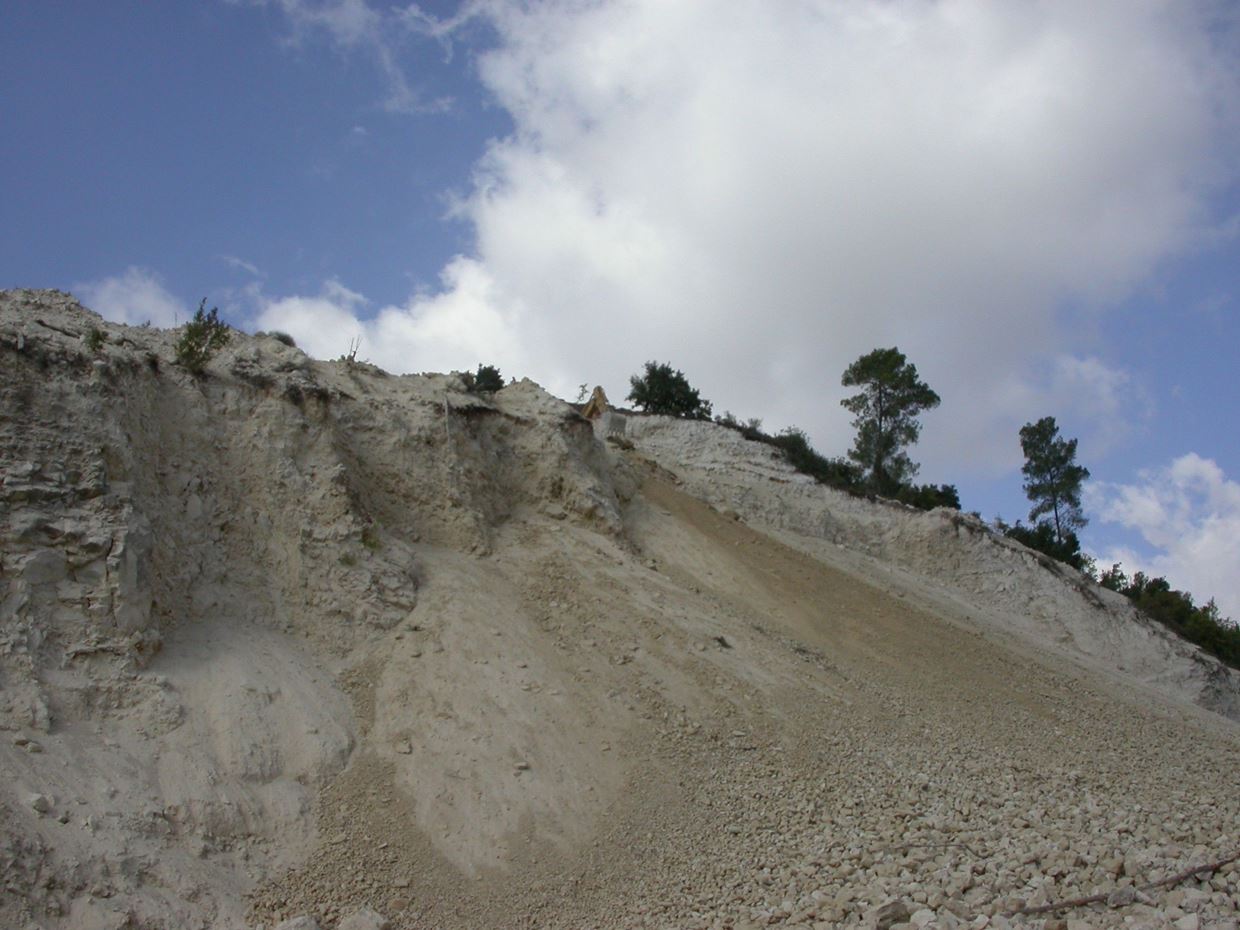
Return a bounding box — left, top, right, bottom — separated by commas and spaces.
1, 289, 1237, 930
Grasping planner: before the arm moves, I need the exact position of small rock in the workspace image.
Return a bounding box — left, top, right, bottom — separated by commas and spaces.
1174, 916, 1200, 930
873, 900, 912, 930
338, 906, 390, 930
395, 741, 412, 754
1106, 887, 1137, 907
274, 918, 322, 930
28, 793, 53, 814
1180, 889, 1211, 911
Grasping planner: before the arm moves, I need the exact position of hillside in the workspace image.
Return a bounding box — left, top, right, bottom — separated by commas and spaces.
1, 289, 1237, 930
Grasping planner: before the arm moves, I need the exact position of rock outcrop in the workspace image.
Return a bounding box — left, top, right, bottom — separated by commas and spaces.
1, 289, 1237, 930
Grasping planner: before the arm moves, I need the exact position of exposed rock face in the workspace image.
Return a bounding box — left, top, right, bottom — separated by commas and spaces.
1, 290, 1238, 930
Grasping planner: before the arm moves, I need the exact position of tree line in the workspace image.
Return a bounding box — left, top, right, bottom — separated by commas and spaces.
625, 353, 1239, 669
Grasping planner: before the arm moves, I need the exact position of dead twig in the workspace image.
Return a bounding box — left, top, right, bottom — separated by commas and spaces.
35, 318, 80, 339
1006, 850, 1240, 917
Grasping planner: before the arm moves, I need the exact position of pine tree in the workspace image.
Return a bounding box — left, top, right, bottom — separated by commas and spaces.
840, 347, 940, 494
1018, 416, 1089, 545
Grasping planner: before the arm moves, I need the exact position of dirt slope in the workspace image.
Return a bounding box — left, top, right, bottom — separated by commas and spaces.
1, 290, 1238, 930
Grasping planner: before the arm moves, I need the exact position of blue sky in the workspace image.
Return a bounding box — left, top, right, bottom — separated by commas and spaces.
3, 1, 1239, 617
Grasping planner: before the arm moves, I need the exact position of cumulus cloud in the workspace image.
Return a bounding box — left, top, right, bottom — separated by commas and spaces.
74, 267, 188, 329
1090, 454, 1240, 621
255, 0, 1239, 479
253, 260, 530, 373
255, 279, 368, 359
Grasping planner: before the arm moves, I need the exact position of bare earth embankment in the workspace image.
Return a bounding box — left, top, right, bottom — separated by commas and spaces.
1, 290, 1237, 930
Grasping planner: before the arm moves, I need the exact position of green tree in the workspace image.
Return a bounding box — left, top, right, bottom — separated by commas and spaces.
627, 361, 713, 419
1018, 416, 1089, 546
840, 347, 940, 494
471, 364, 504, 393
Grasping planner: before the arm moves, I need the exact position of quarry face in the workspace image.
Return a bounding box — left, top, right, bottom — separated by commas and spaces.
1, 289, 1238, 930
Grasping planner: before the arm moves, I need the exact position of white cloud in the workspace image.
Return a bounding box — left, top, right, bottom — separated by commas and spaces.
220, 255, 264, 277
1091, 453, 1240, 620
74, 267, 188, 329
237, 0, 450, 113
254, 1, 1238, 480
253, 260, 531, 374
254, 279, 368, 359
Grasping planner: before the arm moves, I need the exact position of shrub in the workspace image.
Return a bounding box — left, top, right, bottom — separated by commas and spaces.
997, 519, 1090, 572
175, 300, 230, 374
715, 417, 862, 492
469, 364, 504, 394
267, 330, 297, 347
894, 483, 961, 511
768, 427, 862, 489
84, 328, 105, 353
716, 411, 959, 508
1099, 565, 1240, 668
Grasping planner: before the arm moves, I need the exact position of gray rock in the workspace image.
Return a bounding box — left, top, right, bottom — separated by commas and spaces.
873, 900, 912, 930
28, 793, 53, 814
273, 917, 321, 930
338, 907, 391, 930
22, 549, 67, 585
1107, 886, 1138, 907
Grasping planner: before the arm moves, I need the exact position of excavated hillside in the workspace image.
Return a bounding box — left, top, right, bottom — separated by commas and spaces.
1, 289, 1238, 930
